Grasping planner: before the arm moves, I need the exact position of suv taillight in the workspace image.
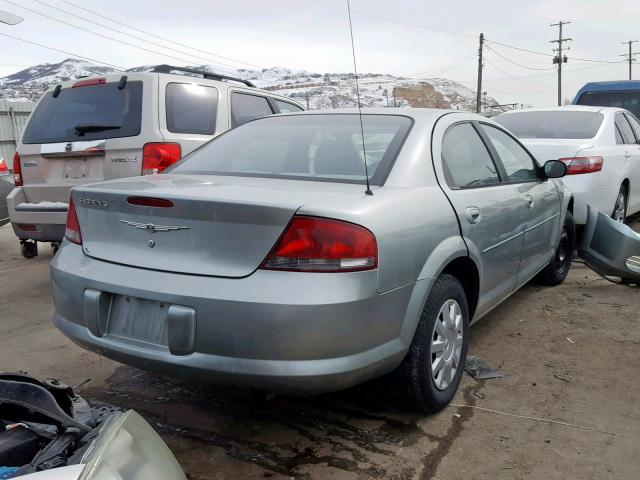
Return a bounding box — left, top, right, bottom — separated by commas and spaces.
142, 143, 181, 176
65, 198, 82, 245
13, 152, 22, 186
261, 216, 377, 272
559, 156, 603, 175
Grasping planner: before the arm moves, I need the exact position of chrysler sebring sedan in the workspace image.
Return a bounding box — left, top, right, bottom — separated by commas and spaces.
51, 109, 573, 412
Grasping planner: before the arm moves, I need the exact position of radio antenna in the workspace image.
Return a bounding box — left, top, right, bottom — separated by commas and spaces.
346, 0, 373, 196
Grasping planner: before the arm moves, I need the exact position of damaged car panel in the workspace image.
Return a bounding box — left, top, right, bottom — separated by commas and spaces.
580, 204, 640, 284
0, 373, 185, 479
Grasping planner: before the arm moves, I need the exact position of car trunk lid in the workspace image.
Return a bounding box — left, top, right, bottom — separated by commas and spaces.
520, 139, 594, 164
73, 175, 363, 277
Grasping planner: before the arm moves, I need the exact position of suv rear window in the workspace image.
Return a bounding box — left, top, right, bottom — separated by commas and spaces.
166, 83, 218, 135
170, 114, 412, 185
22, 81, 143, 144
576, 91, 640, 118
495, 111, 603, 139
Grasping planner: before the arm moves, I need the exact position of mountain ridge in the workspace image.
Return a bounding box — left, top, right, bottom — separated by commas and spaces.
0, 58, 500, 111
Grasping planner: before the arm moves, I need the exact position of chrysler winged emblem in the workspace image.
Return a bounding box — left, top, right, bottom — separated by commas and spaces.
119, 220, 190, 233
65, 142, 73, 152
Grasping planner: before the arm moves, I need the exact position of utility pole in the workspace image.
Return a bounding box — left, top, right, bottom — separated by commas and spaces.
305, 93, 310, 109
476, 33, 484, 113
551, 21, 571, 106
620, 40, 638, 80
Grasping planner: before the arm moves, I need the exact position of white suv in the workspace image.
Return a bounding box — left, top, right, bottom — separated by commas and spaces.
7, 65, 304, 258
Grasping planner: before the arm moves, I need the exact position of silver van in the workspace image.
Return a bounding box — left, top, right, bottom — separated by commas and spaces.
7, 65, 304, 258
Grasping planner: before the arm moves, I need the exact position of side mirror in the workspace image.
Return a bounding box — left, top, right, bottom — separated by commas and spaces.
544, 160, 567, 179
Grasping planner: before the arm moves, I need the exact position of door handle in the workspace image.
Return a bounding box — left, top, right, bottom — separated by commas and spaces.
523, 194, 535, 209
625, 151, 631, 159
465, 206, 481, 224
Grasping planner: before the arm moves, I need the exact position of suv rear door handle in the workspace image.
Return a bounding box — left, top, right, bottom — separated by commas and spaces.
524, 194, 534, 209
625, 151, 631, 159
465, 206, 481, 224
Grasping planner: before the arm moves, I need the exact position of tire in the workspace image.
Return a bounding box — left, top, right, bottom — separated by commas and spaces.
393, 274, 470, 413
611, 184, 628, 223
537, 210, 575, 286
21, 241, 38, 259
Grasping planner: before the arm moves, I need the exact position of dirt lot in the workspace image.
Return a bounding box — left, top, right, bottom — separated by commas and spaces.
1, 219, 639, 480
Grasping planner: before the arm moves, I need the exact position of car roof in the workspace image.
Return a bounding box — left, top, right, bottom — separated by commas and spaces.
42, 71, 304, 106
277, 107, 480, 122
497, 105, 628, 115
576, 80, 640, 94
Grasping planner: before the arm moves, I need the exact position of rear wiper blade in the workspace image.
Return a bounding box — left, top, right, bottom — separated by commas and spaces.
74, 123, 121, 135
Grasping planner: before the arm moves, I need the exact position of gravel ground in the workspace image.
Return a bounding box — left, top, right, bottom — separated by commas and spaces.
0, 217, 638, 479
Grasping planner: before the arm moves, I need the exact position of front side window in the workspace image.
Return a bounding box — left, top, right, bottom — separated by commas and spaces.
480, 124, 539, 182
441, 123, 500, 188
274, 99, 304, 113
166, 83, 218, 135
170, 114, 412, 185
615, 114, 636, 144
22, 81, 143, 144
231, 93, 273, 127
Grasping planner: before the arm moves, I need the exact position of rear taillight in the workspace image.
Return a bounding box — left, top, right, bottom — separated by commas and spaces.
12, 152, 22, 186
142, 143, 181, 176
261, 216, 377, 272
72, 78, 106, 88
559, 156, 603, 175
127, 196, 173, 208
0, 158, 8, 176
65, 198, 82, 245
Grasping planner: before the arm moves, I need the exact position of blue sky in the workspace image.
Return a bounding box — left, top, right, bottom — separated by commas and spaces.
1, 0, 639, 106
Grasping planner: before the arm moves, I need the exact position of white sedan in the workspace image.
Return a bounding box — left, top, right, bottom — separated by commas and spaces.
496, 106, 640, 225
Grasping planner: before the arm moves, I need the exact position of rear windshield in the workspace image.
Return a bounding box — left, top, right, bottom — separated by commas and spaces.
22, 81, 143, 144
576, 91, 640, 118
170, 114, 412, 185
495, 111, 603, 139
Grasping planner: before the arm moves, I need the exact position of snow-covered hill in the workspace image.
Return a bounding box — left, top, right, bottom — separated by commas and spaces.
0, 58, 500, 111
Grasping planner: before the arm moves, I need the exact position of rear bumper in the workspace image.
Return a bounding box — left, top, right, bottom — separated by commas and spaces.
51, 242, 427, 394
562, 175, 616, 225
7, 187, 68, 241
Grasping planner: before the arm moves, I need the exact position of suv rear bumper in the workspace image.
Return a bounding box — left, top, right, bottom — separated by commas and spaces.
8, 187, 68, 241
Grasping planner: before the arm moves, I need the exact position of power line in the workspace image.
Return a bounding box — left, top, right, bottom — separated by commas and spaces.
484, 57, 555, 83
0, 31, 124, 70
31, 0, 259, 71
310, 0, 477, 39
486, 40, 553, 57
407, 51, 476, 78
57, 0, 262, 69
1, 0, 229, 69
485, 45, 555, 71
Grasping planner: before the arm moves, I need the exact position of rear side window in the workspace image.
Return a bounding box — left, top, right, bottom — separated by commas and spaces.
495, 111, 603, 139
615, 114, 636, 144
624, 113, 640, 141
166, 83, 218, 135
274, 99, 303, 113
480, 124, 539, 182
577, 91, 640, 118
22, 81, 143, 144
231, 93, 273, 127
441, 123, 500, 188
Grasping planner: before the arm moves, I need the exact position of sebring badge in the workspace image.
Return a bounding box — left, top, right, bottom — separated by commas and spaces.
119, 220, 190, 233
78, 198, 109, 207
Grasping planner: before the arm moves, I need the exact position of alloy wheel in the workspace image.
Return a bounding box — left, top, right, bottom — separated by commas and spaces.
431, 299, 464, 391
613, 192, 626, 223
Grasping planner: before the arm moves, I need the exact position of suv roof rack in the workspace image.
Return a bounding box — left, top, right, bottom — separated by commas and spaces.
152, 64, 256, 88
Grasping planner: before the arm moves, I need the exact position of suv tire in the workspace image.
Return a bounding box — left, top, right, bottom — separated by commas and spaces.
394, 274, 469, 413
538, 211, 575, 286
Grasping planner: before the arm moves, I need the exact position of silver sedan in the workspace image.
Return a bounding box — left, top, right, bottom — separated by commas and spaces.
51, 109, 574, 412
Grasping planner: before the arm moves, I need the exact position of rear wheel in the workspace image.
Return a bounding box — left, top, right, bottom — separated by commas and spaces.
612, 185, 627, 223
393, 274, 469, 413
20, 240, 38, 259
538, 211, 574, 286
